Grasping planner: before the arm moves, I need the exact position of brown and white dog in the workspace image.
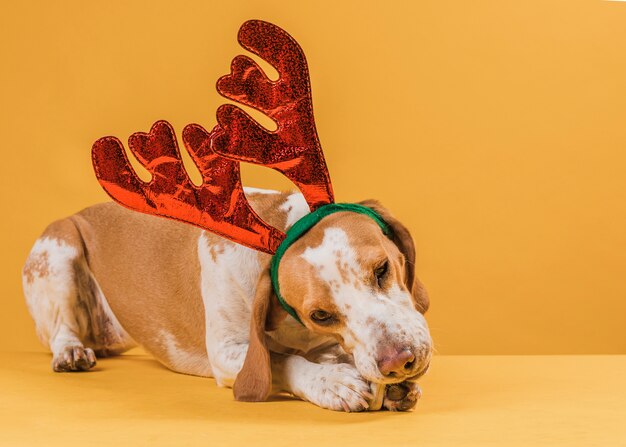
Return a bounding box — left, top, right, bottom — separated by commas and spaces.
22, 188, 432, 412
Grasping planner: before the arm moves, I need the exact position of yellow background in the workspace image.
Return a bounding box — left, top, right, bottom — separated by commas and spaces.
1, 0, 625, 355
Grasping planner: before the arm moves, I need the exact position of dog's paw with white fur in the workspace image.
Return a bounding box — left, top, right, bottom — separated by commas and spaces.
382, 381, 422, 411
289, 361, 373, 412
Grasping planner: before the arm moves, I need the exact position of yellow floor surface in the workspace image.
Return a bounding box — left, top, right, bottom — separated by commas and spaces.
0, 351, 624, 446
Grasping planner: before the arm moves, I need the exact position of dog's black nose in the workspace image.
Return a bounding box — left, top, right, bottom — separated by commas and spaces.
377, 348, 416, 377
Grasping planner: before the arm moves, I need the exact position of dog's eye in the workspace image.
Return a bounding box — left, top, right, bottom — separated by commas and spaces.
374, 261, 388, 287
310, 310, 333, 324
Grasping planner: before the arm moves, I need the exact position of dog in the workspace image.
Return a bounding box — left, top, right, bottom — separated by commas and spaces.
22, 188, 432, 411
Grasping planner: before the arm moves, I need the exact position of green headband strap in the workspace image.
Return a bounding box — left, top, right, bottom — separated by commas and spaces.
269, 203, 392, 324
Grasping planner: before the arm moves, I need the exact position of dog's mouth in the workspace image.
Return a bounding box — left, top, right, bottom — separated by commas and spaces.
387, 360, 431, 384
407, 361, 430, 381
368, 360, 431, 386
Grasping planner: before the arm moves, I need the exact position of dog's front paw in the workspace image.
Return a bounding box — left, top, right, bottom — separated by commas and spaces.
293, 363, 373, 412
382, 381, 422, 411
52, 345, 97, 372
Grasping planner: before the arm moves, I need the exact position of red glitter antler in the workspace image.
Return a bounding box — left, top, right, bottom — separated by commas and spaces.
92, 20, 334, 254
92, 120, 285, 253
212, 20, 334, 210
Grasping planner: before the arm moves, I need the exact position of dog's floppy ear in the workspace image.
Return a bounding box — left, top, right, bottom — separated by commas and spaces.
233, 265, 287, 401
359, 200, 430, 313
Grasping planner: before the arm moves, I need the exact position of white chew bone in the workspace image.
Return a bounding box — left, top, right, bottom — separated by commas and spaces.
368, 383, 386, 411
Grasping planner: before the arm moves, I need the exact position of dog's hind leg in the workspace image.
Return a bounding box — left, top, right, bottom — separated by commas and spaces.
22, 218, 134, 371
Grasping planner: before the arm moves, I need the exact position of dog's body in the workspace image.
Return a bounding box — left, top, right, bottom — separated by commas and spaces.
23, 188, 432, 411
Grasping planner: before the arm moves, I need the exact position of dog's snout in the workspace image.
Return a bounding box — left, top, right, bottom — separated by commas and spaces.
377, 348, 416, 377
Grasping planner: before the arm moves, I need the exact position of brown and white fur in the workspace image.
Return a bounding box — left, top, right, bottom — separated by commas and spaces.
22, 188, 432, 412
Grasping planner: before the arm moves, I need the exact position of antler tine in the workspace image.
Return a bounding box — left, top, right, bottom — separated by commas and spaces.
92, 120, 285, 254
212, 20, 334, 211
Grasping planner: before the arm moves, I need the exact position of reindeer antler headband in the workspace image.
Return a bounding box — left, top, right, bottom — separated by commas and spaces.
92, 20, 390, 323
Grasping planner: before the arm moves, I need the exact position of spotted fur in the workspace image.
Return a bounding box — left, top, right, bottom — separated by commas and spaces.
22, 189, 432, 411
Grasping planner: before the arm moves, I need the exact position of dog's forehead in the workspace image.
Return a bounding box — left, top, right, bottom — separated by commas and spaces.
299, 227, 366, 311
298, 214, 391, 299
278, 212, 399, 312
308, 212, 385, 249
297, 221, 412, 323
301, 226, 357, 272
300, 214, 387, 264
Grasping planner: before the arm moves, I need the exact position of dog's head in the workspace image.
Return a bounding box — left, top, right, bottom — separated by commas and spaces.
234, 200, 432, 401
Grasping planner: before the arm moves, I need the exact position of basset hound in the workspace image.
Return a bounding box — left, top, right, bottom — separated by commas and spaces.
22, 188, 432, 411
